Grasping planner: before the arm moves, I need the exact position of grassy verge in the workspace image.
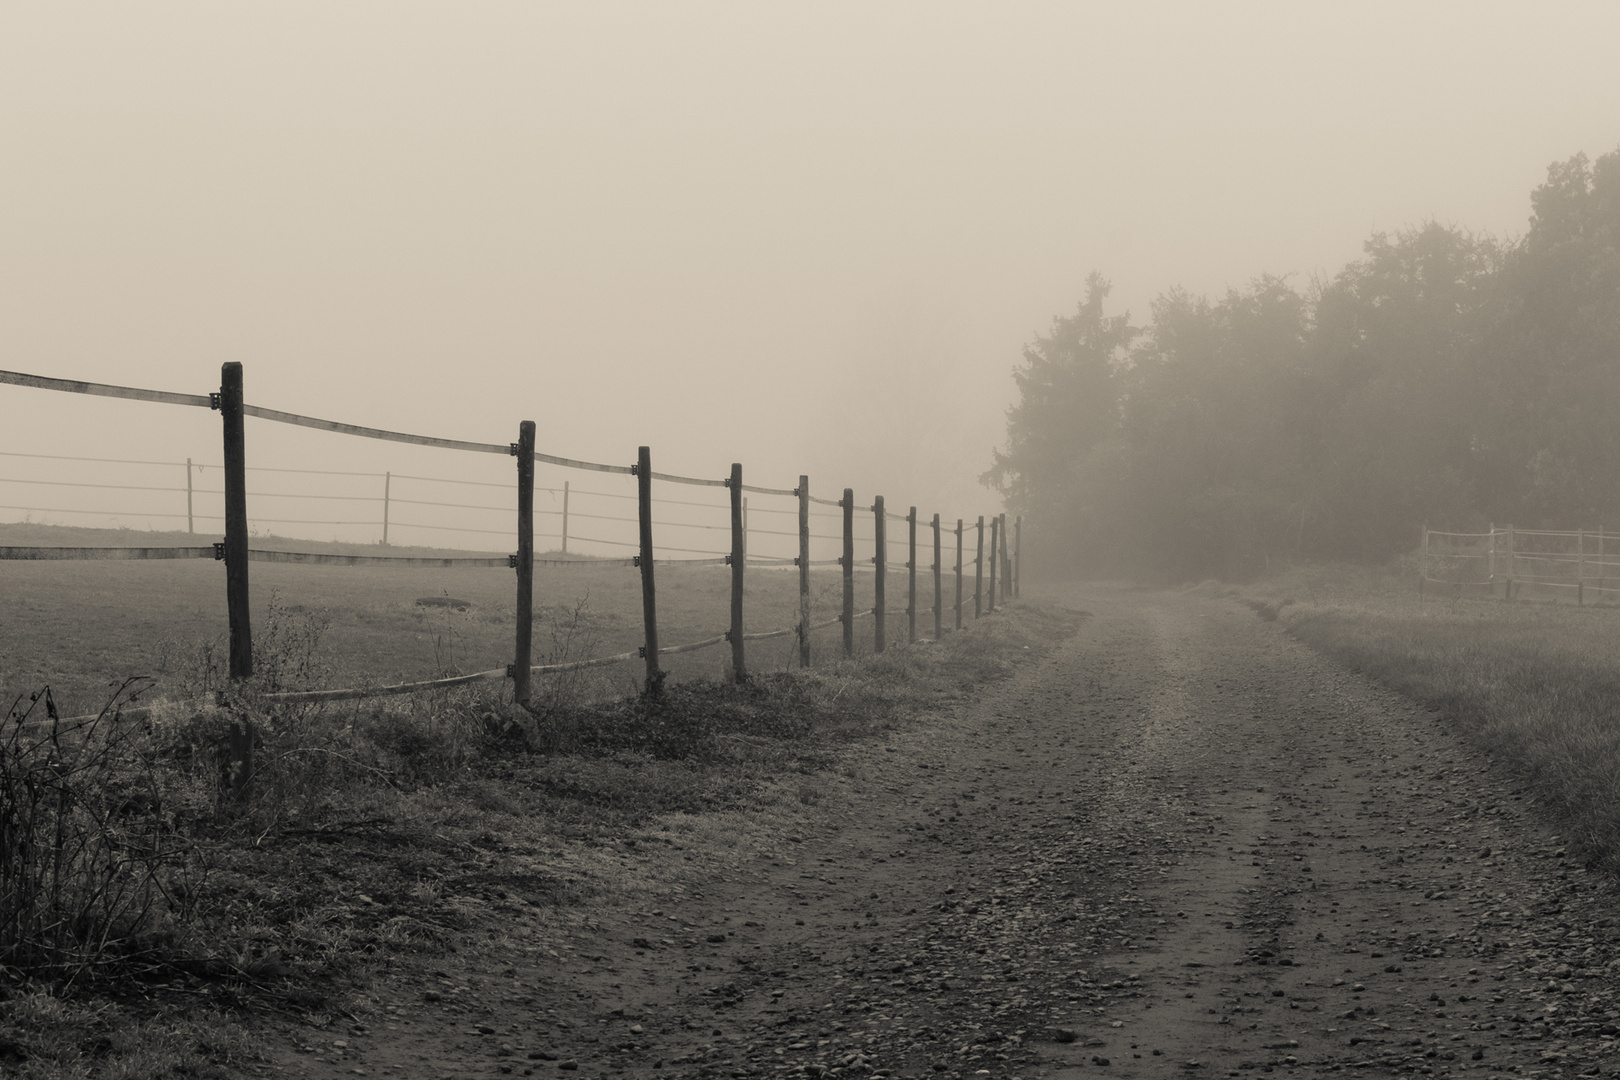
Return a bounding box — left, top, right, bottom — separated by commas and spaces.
0, 597, 1080, 1079
1229, 562, 1620, 872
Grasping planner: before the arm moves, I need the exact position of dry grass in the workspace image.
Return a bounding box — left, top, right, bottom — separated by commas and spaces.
0, 991, 258, 1079
1232, 562, 1620, 872
0, 540, 1079, 1080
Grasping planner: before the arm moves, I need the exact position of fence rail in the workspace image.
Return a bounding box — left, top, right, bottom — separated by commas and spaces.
3, 364, 1025, 771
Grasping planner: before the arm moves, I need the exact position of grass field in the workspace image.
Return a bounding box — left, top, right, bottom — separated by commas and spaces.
1237, 563, 1620, 873
0, 522, 947, 716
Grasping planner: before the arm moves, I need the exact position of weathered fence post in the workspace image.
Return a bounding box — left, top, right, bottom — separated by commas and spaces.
1014, 514, 1022, 598
988, 515, 999, 612
798, 476, 810, 667
561, 480, 570, 554
185, 458, 194, 534
1002, 513, 1012, 593
907, 506, 918, 645
873, 496, 887, 654
1578, 528, 1586, 606
1419, 524, 1427, 601
512, 422, 536, 706
729, 463, 746, 682
1488, 523, 1497, 586
382, 471, 392, 546
842, 488, 854, 658
637, 446, 663, 695
932, 512, 942, 640
974, 515, 984, 618
219, 363, 252, 681
1505, 524, 1515, 601
955, 518, 964, 630
217, 362, 253, 802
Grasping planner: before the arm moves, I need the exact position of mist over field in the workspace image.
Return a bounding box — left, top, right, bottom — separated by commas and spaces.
2, 2, 1618, 558
12, 12, 1620, 1077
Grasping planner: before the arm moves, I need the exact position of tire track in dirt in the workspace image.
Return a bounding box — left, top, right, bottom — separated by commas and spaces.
1039, 592, 1620, 1078
270, 586, 1620, 1080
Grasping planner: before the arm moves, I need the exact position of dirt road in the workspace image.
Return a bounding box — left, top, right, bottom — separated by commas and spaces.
275, 586, 1620, 1079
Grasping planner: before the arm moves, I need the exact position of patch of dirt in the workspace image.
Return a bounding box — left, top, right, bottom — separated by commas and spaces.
266, 585, 1620, 1078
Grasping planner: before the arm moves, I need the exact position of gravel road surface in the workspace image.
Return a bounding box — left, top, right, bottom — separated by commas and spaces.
276, 585, 1620, 1079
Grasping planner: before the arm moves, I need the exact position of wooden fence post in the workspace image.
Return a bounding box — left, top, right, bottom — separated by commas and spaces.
842, 488, 854, 658
218, 361, 253, 803
382, 471, 391, 545
955, 518, 964, 630
729, 463, 746, 682
907, 506, 917, 645
1000, 513, 1011, 596
1578, 528, 1586, 606
988, 515, 999, 612
1488, 523, 1496, 586
513, 422, 536, 706
1505, 524, 1515, 601
932, 512, 942, 640
873, 496, 887, 654
185, 458, 194, 534
1014, 514, 1022, 598
798, 477, 811, 667
974, 515, 984, 619
562, 480, 570, 554
1419, 524, 1427, 601
637, 446, 663, 695
220, 363, 252, 681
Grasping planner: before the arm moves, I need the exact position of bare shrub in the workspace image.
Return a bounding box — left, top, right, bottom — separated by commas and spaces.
0, 682, 211, 986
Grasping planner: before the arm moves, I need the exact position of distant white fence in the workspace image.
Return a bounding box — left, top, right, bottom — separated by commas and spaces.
1421, 525, 1620, 603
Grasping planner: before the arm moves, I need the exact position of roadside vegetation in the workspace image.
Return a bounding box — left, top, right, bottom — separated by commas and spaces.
0, 589, 1076, 1079
1233, 563, 1620, 877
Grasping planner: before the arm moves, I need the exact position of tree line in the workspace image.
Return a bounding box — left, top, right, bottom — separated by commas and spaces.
986, 147, 1620, 579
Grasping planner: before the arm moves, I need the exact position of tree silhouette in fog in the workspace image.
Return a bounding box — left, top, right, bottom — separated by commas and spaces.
988, 146, 1620, 578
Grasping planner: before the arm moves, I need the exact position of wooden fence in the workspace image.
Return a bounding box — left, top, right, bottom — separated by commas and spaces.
1421, 524, 1620, 604
2, 363, 1023, 717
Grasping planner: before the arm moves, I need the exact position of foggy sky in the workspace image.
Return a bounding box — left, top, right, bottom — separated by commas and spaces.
3, 2, 1618, 552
